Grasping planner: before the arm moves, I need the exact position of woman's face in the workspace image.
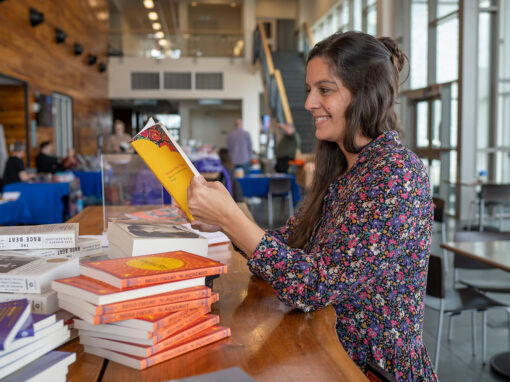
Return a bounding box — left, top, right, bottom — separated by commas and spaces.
305, 57, 352, 147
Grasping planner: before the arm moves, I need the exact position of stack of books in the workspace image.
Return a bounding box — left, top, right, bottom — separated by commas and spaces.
52, 250, 231, 370
0, 298, 74, 380
0, 223, 102, 314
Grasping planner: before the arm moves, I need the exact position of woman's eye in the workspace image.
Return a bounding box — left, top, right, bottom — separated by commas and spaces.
319, 88, 330, 94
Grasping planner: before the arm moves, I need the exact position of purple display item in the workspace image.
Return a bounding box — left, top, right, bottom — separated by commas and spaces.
193, 158, 232, 195
0, 299, 31, 350
14, 313, 34, 339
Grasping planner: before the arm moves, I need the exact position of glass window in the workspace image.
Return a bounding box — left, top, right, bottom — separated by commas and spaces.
477, 11, 491, 154
353, 0, 362, 31
437, 0, 458, 18
340, 1, 350, 31
432, 99, 441, 147
417, 101, 429, 147
450, 82, 458, 147
410, 1, 428, 88
436, 17, 458, 83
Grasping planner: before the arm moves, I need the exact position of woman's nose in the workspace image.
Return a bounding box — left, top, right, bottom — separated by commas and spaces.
304, 91, 318, 111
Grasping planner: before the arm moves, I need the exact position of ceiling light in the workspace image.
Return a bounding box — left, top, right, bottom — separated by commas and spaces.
158, 39, 169, 47
152, 22, 161, 30
143, 0, 154, 9
154, 31, 164, 38
96, 11, 108, 21
148, 12, 158, 20
191, 2, 197, 6
230, 2, 237, 7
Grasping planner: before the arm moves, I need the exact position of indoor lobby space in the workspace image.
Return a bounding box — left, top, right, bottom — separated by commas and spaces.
0, 1, 510, 381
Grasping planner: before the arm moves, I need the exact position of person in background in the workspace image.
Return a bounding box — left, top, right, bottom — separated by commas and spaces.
274, 122, 301, 173
105, 119, 134, 154
36, 141, 64, 174
226, 118, 252, 176
187, 31, 436, 381
62, 147, 79, 170
194, 156, 243, 203
2, 141, 35, 185
218, 148, 244, 202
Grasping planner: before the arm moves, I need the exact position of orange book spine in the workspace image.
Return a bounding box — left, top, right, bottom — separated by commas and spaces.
98, 293, 219, 324
142, 326, 231, 369
123, 265, 227, 288
99, 286, 211, 314
149, 315, 219, 355
153, 306, 210, 342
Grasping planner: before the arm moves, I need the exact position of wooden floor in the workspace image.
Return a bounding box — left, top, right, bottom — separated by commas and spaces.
248, 193, 510, 381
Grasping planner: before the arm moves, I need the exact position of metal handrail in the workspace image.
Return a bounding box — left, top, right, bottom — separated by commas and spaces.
253, 21, 292, 124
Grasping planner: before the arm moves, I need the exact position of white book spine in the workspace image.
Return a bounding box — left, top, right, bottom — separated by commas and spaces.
21, 239, 102, 258
0, 291, 59, 314
0, 233, 76, 250
0, 276, 41, 293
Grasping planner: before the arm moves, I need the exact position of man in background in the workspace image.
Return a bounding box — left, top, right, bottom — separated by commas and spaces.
226, 118, 252, 176
105, 119, 134, 154
36, 141, 63, 174
3, 141, 35, 185
274, 123, 301, 173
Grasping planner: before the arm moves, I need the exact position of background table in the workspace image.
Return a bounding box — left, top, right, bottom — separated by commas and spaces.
64, 206, 367, 381
3, 182, 70, 224
73, 170, 102, 200
441, 240, 510, 377
236, 174, 301, 206
0, 199, 30, 225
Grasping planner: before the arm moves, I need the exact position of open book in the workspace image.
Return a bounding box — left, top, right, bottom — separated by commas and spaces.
130, 118, 199, 221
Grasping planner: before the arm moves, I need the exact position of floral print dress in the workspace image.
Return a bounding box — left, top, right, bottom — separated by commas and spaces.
247, 131, 437, 381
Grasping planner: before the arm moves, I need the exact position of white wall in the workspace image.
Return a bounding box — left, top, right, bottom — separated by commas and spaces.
108, 56, 263, 152
298, 0, 338, 27
190, 108, 241, 149
256, 0, 299, 19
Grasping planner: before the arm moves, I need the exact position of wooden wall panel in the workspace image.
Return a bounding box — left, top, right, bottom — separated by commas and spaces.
0, 0, 111, 164
0, 85, 27, 161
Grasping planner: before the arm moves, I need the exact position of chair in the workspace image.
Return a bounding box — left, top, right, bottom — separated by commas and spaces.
267, 177, 293, 228
426, 255, 510, 370
479, 184, 510, 231
432, 197, 448, 273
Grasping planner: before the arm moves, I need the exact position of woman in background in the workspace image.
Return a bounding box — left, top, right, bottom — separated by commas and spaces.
187, 32, 436, 381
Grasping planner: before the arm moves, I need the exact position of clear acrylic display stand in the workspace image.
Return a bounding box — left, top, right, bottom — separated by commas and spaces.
101, 154, 165, 233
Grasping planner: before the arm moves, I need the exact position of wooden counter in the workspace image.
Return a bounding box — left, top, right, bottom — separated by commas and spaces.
64, 206, 367, 381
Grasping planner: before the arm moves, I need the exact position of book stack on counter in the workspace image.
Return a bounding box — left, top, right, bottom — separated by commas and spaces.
0, 223, 102, 315
51, 250, 231, 370
0, 298, 75, 381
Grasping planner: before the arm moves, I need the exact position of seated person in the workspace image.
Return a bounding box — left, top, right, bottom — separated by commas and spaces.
62, 147, 79, 170
194, 156, 244, 202
274, 123, 301, 173
3, 141, 35, 185
36, 141, 64, 174
105, 119, 134, 154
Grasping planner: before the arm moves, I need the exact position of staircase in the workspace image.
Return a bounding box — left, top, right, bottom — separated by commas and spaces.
272, 51, 316, 153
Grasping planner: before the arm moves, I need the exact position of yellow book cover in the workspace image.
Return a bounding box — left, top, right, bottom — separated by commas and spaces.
130, 118, 199, 221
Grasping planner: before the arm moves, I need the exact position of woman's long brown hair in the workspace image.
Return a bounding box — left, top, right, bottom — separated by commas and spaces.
287, 31, 408, 248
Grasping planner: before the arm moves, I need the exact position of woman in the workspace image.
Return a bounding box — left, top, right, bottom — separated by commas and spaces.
187, 32, 436, 381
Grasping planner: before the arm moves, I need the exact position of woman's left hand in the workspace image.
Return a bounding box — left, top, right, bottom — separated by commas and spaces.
187, 175, 238, 228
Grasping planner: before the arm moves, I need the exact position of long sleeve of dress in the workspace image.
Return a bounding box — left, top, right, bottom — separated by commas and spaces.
247, 150, 431, 313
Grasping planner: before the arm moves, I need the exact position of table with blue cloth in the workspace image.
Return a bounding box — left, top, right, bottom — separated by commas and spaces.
236, 173, 301, 206
0, 199, 31, 226
73, 170, 102, 200
3, 182, 70, 224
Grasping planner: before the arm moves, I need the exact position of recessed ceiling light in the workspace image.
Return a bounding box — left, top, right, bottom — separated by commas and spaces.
148, 12, 158, 20
158, 39, 169, 46
143, 0, 154, 9
230, 2, 237, 7
152, 22, 161, 30
191, 2, 197, 6
154, 31, 164, 38
96, 11, 108, 20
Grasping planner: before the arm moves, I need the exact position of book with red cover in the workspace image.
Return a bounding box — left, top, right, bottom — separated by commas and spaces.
73, 306, 210, 342
58, 285, 211, 315
80, 314, 220, 356
83, 325, 231, 370
80, 250, 227, 289
51, 275, 205, 306
58, 293, 219, 325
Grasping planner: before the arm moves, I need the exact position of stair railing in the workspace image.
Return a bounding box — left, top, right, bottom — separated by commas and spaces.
253, 21, 293, 125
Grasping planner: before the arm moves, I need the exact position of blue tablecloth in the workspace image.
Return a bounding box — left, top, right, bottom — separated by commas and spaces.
236, 174, 301, 206
73, 170, 102, 199
0, 199, 31, 226
3, 182, 70, 224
